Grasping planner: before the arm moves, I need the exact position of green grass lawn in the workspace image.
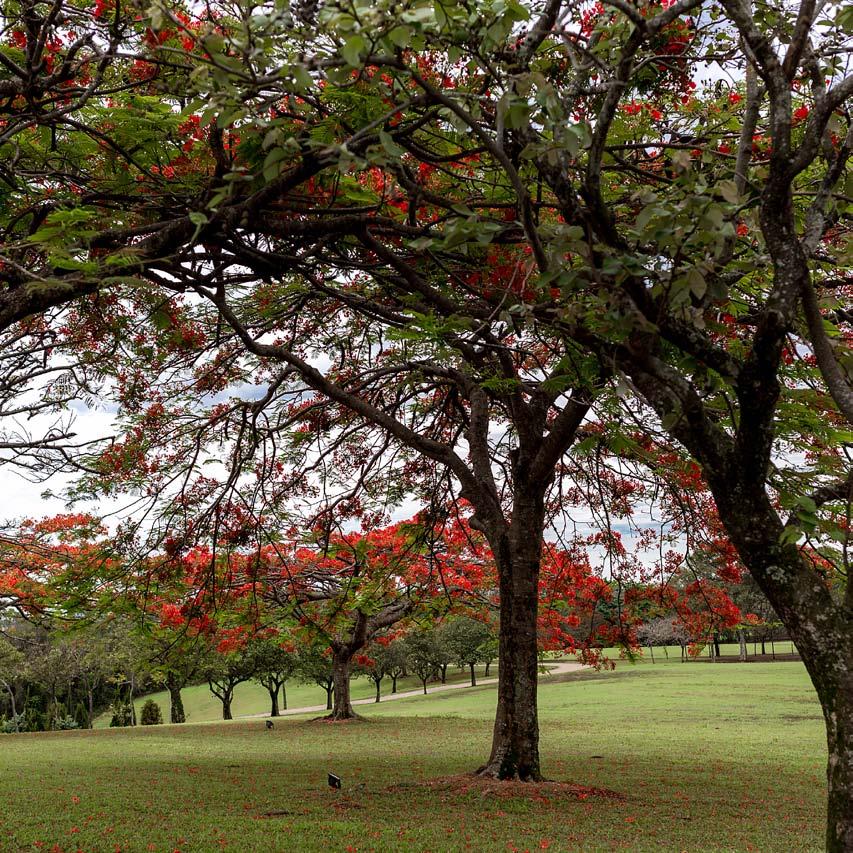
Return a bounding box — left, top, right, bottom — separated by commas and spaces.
2, 658, 825, 852
103, 643, 798, 728
95, 664, 501, 728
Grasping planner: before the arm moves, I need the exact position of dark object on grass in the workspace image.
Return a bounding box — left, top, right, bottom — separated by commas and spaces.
328, 773, 342, 790
265, 720, 274, 730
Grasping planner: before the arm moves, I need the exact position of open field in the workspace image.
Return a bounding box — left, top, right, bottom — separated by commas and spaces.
99, 644, 798, 727
94, 664, 503, 727
1, 657, 825, 852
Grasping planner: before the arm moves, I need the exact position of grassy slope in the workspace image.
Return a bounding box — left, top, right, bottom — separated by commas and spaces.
105, 643, 797, 727
1, 657, 824, 852
95, 665, 500, 728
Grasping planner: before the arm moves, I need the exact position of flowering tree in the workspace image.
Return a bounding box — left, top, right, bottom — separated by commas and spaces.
261, 517, 462, 720
1, 0, 852, 841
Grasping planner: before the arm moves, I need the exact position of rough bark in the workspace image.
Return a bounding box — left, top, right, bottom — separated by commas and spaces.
476, 490, 544, 782
707, 483, 853, 851
328, 650, 358, 720
824, 671, 853, 853
166, 674, 186, 724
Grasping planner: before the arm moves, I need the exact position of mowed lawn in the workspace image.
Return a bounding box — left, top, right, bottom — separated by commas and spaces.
1, 659, 825, 852
94, 664, 502, 728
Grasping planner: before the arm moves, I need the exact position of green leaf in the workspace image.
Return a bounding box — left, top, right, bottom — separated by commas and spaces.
378, 130, 405, 157
341, 34, 367, 67
717, 180, 740, 204
388, 26, 411, 47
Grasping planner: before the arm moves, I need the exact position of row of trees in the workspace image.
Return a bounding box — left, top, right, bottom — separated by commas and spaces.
0, 0, 849, 847
0, 612, 497, 729
1, 507, 767, 728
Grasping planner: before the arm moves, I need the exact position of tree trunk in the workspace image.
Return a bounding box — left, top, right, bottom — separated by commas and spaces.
761, 638, 766, 655
281, 682, 287, 711
477, 495, 544, 781
485, 661, 491, 676
267, 685, 280, 717
700, 481, 853, 851
713, 634, 721, 659
129, 675, 137, 726
648, 644, 655, 663
440, 663, 448, 684
738, 629, 748, 662
810, 659, 853, 852
374, 680, 381, 703
324, 684, 333, 710
469, 662, 477, 687
1, 680, 17, 731
420, 678, 428, 695
87, 688, 95, 729
166, 674, 186, 724
391, 674, 398, 693
328, 650, 359, 720
222, 692, 233, 720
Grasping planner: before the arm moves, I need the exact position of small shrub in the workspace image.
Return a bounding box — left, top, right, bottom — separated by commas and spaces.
140, 699, 163, 726
0, 714, 25, 734
24, 710, 46, 732
52, 715, 80, 731
109, 698, 133, 728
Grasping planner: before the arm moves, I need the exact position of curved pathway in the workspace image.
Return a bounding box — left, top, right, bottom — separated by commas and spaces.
238, 660, 586, 720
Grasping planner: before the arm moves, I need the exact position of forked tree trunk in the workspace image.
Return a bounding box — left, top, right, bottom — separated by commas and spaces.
166, 674, 185, 724
329, 650, 358, 720
267, 684, 280, 717
477, 496, 543, 782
